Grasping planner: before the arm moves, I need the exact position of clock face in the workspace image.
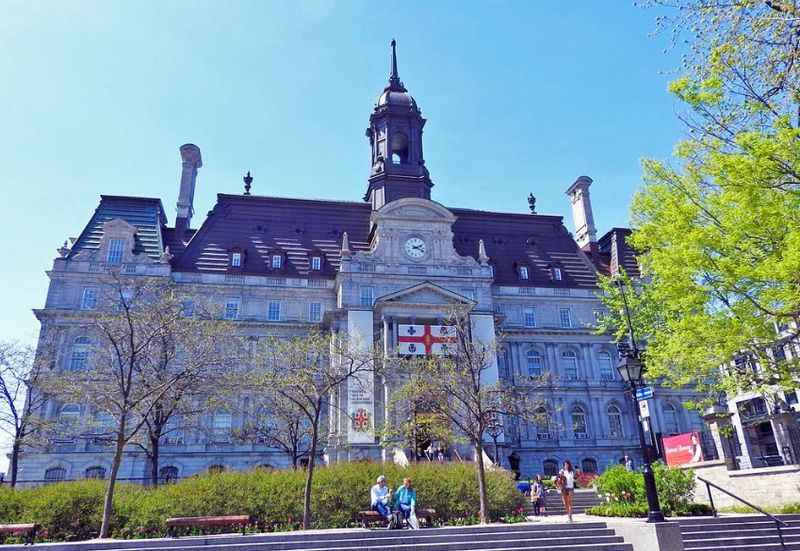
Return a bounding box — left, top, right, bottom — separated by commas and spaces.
404, 237, 426, 259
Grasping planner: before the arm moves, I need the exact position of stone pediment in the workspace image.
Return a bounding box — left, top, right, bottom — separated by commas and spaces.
371, 197, 456, 225
376, 282, 475, 307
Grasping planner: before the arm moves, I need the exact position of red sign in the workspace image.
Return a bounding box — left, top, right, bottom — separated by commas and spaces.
663, 431, 704, 466
398, 324, 455, 356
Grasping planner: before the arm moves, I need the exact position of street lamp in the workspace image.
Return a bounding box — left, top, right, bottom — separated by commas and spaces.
614, 278, 666, 523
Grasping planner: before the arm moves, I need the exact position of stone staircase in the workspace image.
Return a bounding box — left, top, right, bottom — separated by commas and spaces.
2, 522, 633, 551
523, 488, 603, 516
678, 514, 800, 551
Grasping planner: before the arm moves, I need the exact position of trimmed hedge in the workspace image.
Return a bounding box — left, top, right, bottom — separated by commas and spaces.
0, 462, 524, 541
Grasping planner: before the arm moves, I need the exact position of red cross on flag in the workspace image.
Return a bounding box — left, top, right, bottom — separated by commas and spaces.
398, 324, 455, 356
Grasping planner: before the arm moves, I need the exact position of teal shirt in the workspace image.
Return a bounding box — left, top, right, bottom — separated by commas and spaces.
394, 486, 417, 508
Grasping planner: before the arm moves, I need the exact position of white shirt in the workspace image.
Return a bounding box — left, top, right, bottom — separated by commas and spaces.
371, 483, 389, 506
560, 469, 575, 489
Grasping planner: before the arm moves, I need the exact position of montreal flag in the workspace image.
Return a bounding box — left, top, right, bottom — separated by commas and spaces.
397, 324, 455, 356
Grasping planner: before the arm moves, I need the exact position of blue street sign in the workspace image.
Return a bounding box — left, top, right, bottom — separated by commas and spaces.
636, 386, 654, 401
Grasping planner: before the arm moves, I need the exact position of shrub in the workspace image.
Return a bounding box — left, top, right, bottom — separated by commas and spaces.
594, 465, 643, 504
0, 462, 524, 541
592, 462, 696, 517
587, 502, 649, 517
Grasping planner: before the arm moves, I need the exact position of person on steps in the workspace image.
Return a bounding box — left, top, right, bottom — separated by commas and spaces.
555, 460, 576, 522
531, 474, 545, 516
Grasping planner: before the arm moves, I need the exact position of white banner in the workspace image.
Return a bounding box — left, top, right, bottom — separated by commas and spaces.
397, 324, 455, 356
347, 310, 375, 444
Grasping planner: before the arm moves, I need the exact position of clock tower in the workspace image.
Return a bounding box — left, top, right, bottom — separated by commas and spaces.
364, 40, 433, 210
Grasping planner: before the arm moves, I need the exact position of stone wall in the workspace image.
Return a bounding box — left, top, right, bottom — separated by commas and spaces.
684, 459, 800, 509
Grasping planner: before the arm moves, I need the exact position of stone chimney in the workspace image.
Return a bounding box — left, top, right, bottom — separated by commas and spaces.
565, 175, 598, 251
176, 144, 202, 234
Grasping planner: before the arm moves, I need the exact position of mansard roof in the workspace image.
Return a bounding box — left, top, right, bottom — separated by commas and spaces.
168, 193, 600, 288
68, 195, 168, 260
595, 227, 641, 278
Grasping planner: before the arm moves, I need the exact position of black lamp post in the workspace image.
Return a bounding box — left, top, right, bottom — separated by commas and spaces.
614, 278, 666, 523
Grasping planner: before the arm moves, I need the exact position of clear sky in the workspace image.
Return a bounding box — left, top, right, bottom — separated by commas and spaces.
0, 1, 683, 470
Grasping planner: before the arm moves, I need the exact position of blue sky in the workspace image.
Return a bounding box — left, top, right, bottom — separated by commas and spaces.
0, 2, 682, 466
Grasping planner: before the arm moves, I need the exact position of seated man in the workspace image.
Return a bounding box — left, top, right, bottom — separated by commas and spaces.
393, 477, 417, 524
370, 475, 391, 521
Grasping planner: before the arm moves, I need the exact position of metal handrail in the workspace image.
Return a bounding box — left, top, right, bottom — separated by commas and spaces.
697, 475, 788, 550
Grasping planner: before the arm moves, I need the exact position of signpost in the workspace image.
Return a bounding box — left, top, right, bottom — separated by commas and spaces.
635, 386, 654, 401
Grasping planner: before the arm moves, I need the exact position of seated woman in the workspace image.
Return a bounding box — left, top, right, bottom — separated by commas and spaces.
393, 477, 417, 523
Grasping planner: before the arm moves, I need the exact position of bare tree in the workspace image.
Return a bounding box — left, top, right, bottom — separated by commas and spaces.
235, 392, 315, 469
392, 310, 544, 524
43, 272, 236, 537
247, 331, 376, 529
0, 341, 51, 487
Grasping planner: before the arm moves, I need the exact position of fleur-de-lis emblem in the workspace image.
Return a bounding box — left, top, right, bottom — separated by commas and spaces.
407, 326, 417, 335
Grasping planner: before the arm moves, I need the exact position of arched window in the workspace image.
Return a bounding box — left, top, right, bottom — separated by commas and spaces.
561, 351, 578, 381
571, 406, 588, 439
212, 411, 232, 442
44, 467, 66, 482
208, 464, 225, 474
69, 337, 91, 371
581, 458, 598, 474
543, 459, 558, 477
598, 351, 614, 381
526, 350, 543, 378
161, 465, 180, 482
85, 466, 106, 479
607, 404, 623, 438
391, 132, 409, 164
662, 403, 680, 435
58, 404, 81, 425
534, 407, 551, 440
160, 465, 179, 483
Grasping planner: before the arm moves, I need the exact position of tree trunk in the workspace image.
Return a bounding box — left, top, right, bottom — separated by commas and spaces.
148, 433, 160, 487
302, 412, 320, 530
9, 438, 20, 487
100, 426, 126, 538
475, 439, 489, 524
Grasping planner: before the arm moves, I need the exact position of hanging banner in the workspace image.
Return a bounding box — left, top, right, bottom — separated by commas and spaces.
663, 431, 704, 466
346, 310, 375, 444
398, 324, 455, 356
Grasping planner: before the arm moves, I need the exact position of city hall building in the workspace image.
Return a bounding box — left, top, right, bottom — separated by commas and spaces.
18, 42, 709, 484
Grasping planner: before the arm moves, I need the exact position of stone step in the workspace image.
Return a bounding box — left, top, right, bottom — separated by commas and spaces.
1, 523, 633, 551
676, 514, 800, 526
682, 527, 800, 540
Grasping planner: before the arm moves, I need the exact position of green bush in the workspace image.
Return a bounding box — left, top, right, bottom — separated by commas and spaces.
587, 502, 649, 517
0, 462, 524, 541
592, 462, 697, 517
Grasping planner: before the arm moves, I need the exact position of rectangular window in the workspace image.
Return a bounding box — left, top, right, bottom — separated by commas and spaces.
553, 267, 562, 281
107, 239, 124, 265
524, 307, 536, 328
309, 302, 322, 322
360, 286, 374, 307
231, 252, 242, 267
559, 308, 572, 329
224, 299, 240, 320
271, 255, 282, 269
311, 256, 321, 271
268, 301, 281, 321
80, 288, 97, 310
519, 266, 529, 280
593, 309, 604, 325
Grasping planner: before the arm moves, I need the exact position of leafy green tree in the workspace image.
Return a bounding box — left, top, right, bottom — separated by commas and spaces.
598, 1, 800, 400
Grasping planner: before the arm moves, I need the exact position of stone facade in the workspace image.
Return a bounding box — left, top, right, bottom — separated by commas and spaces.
15, 42, 709, 485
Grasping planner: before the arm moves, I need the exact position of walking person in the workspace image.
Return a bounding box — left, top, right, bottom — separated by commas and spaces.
531, 474, 545, 516
555, 460, 576, 521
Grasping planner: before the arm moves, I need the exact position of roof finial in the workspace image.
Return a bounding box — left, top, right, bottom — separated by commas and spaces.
243, 171, 253, 195
341, 231, 352, 257
388, 39, 405, 91
478, 239, 489, 265
527, 193, 537, 214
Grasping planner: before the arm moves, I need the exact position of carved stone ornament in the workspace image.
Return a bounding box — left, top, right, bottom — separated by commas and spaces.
159, 246, 174, 264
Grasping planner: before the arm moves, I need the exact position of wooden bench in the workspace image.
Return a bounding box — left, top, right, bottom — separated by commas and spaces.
356, 508, 437, 529
165, 515, 254, 538
0, 524, 40, 545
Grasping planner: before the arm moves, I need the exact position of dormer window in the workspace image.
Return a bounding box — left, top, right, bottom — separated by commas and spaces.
311, 256, 322, 271
107, 239, 124, 265
271, 254, 283, 269
231, 252, 242, 268
519, 266, 529, 280
552, 267, 563, 281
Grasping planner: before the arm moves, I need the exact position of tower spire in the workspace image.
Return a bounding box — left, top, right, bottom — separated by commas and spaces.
388, 39, 405, 91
